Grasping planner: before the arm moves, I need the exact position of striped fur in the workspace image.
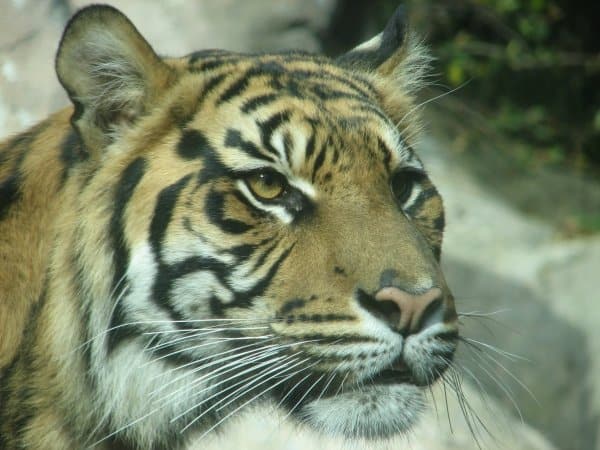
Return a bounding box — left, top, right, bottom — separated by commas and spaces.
0, 5, 458, 449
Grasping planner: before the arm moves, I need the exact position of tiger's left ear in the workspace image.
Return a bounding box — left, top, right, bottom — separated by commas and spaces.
56, 5, 174, 155
337, 6, 431, 126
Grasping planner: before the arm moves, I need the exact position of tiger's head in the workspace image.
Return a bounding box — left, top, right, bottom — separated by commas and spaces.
53, 5, 458, 444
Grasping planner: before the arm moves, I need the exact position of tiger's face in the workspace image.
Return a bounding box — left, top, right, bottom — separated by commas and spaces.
53, 5, 458, 444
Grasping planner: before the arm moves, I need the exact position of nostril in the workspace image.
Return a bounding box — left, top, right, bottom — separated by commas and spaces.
356, 290, 401, 327
417, 296, 444, 331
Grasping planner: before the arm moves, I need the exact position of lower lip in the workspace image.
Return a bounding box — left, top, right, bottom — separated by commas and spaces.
369, 369, 414, 385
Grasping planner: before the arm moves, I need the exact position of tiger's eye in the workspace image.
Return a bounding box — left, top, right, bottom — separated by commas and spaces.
390, 169, 426, 205
246, 170, 287, 200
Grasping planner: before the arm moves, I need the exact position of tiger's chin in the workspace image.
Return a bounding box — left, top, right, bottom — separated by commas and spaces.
299, 384, 425, 439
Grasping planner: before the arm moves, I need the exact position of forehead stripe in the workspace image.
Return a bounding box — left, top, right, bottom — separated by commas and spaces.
177, 129, 212, 160
258, 110, 292, 158
224, 129, 276, 164
241, 93, 279, 113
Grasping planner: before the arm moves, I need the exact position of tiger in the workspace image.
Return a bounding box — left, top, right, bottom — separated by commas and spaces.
0, 4, 458, 450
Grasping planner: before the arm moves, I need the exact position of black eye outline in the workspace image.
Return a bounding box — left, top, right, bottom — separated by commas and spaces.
390, 168, 427, 205
244, 169, 289, 202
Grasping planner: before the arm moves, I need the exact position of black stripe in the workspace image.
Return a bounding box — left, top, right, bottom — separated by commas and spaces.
0, 124, 46, 220
217, 72, 251, 105
177, 129, 212, 160
200, 73, 228, 100
187, 49, 231, 65
241, 93, 278, 113
106, 157, 147, 352
148, 175, 200, 326
284, 313, 355, 324
191, 55, 243, 72
109, 158, 147, 292
152, 255, 227, 325
288, 70, 374, 99
279, 298, 306, 315
377, 137, 392, 173
305, 131, 316, 160
232, 190, 268, 218
228, 243, 295, 308
405, 186, 438, 216
0, 171, 21, 220
205, 188, 253, 234
149, 174, 192, 256
197, 137, 228, 186
224, 129, 275, 163
311, 142, 328, 182
0, 282, 48, 445
59, 129, 85, 185
171, 74, 227, 129
354, 103, 389, 123
249, 237, 281, 273
283, 131, 293, 166
433, 214, 445, 232
258, 110, 292, 157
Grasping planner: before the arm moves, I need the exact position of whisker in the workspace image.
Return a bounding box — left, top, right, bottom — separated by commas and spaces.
396, 80, 471, 126
190, 359, 319, 438
168, 353, 298, 424
461, 336, 530, 362
281, 372, 325, 422
213, 357, 319, 414
181, 356, 312, 433
68, 317, 279, 355
462, 347, 524, 424
458, 309, 511, 318
156, 337, 322, 405
148, 340, 281, 397
142, 334, 274, 367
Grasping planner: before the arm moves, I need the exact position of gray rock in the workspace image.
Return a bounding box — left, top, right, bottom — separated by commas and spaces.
0, 0, 336, 137
420, 134, 600, 450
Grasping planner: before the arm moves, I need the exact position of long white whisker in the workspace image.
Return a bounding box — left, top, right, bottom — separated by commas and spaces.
156, 345, 287, 406
188, 362, 313, 437
281, 372, 325, 422
180, 356, 310, 433
142, 333, 274, 367
463, 348, 524, 424
396, 80, 471, 126
149, 341, 281, 397
68, 317, 276, 355
213, 356, 316, 414
150, 336, 320, 394
462, 337, 529, 362
169, 353, 297, 423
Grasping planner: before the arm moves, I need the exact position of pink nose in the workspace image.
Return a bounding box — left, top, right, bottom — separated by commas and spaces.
374, 287, 443, 333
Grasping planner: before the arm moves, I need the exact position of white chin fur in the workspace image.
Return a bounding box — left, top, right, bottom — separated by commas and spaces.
300, 384, 425, 439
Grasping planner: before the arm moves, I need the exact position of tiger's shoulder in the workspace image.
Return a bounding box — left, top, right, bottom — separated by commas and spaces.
0, 109, 80, 369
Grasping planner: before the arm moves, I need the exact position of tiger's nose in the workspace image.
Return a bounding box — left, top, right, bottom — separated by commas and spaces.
373, 287, 444, 334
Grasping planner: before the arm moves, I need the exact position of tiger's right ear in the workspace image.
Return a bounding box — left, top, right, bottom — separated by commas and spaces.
56, 5, 173, 154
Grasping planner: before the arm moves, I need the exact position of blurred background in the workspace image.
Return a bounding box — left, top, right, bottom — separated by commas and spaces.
1, 1, 598, 449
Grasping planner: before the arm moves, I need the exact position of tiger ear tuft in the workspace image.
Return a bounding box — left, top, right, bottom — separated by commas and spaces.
56, 5, 173, 153
336, 5, 431, 94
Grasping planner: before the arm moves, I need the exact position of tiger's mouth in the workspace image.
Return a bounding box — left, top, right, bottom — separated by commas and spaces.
368, 360, 416, 386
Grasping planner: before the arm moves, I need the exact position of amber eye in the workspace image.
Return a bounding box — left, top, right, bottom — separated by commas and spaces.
246, 170, 288, 201
390, 169, 426, 205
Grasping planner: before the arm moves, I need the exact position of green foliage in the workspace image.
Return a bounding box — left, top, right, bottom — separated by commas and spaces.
369, 0, 600, 173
